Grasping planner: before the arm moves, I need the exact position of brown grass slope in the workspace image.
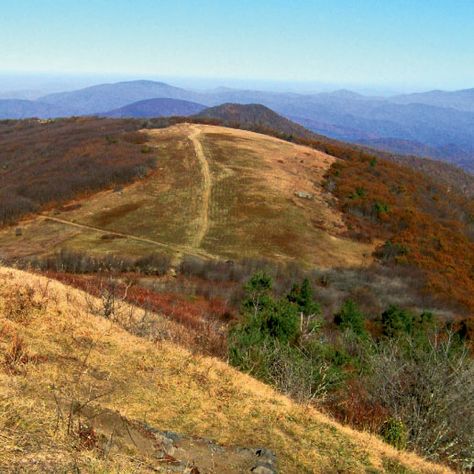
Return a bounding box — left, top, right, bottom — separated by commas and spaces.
0, 124, 374, 268
0, 266, 451, 473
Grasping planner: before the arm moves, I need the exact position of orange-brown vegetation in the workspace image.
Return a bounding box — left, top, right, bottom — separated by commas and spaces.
0, 266, 452, 473
44, 271, 231, 357
325, 155, 474, 313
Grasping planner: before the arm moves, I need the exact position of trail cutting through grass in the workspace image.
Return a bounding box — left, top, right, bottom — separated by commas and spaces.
189, 125, 211, 249
39, 215, 216, 260
31, 126, 214, 266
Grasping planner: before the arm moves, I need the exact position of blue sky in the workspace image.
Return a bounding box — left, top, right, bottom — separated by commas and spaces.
1, 0, 473, 91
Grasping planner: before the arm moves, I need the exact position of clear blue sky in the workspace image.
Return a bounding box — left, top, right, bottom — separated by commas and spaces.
1, 0, 473, 90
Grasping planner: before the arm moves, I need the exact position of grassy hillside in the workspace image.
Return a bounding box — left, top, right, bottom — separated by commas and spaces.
0, 266, 451, 473
0, 123, 374, 268
152, 110, 474, 198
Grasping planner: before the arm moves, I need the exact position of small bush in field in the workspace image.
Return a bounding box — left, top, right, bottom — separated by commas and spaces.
380, 305, 435, 342
380, 418, 408, 450
381, 305, 413, 338
334, 300, 366, 336
3, 334, 30, 375
4, 285, 42, 325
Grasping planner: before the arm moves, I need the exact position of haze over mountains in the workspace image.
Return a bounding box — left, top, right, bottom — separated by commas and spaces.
1, 79, 473, 173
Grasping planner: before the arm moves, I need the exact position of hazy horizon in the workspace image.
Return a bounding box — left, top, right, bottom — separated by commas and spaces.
1, 1, 473, 94
0, 71, 471, 101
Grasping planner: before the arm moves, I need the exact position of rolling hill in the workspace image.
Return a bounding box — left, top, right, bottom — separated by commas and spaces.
0, 121, 373, 268
191, 103, 474, 197
103, 97, 206, 118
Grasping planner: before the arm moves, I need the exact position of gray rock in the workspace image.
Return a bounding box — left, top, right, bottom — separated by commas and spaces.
294, 190, 314, 200
251, 465, 276, 474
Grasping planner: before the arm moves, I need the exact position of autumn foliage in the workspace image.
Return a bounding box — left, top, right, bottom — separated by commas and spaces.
325, 154, 474, 313
45, 271, 232, 357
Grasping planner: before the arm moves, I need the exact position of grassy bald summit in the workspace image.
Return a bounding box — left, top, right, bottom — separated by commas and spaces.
195, 103, 318, 139
193, 103, 474, 197
0, 123, 372, 268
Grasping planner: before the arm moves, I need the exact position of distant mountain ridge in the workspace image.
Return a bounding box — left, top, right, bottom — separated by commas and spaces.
39, 80, 198, 115
1, 79, 473, 173
0, 99, 72, 119
103, 98, 206, 118
391, 88, 474, 113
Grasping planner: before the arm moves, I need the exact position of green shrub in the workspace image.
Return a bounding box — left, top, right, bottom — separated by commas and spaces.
380, 418, 408, 450
373, 201, 390, 216
334, 300, 366, 336
382, 305, 413, 338
287, 278, 320, 317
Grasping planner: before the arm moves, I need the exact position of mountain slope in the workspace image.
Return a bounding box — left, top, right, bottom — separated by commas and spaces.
103, 97, 206, 118
190, 103, 474, 197
0, 117, 153, 227
195, 103, 318, 139
0, 123, 374, 268
0, 266, 451, 473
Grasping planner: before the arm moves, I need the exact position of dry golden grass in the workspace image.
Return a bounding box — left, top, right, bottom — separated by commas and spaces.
195, 125, 375, 266
0, 124, 374, 268
0, 266, 451, 473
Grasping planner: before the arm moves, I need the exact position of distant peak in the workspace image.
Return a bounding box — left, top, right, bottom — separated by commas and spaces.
328, 89, 363, 98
